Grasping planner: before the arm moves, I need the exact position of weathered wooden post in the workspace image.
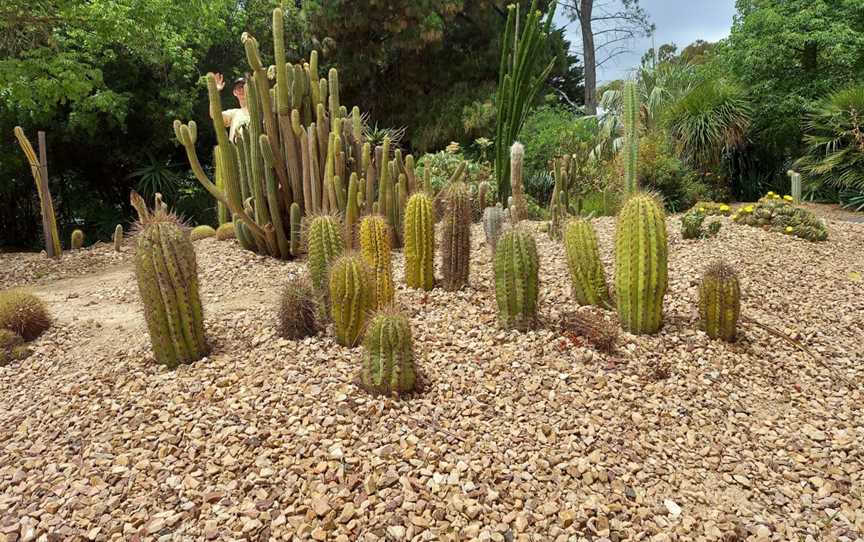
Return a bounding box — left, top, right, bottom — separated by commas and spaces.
787, 170, 802, 203
14, 127, 62, 258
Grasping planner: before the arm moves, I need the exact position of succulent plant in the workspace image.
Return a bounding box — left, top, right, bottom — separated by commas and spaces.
732, 196, 827, 241
132, 192, 208, 367
359, 214, 394, 308
190, 225, 217, 241
113, 225, 124, 252
0, 290, 51, 341
699, 261, 740, 342
559, 310, 618, 353
278, 276, 320, 339
440, 182, 472, 291
509, 142, 528, 222
359, 309, 417, 396
305, 214, 345, 300
494, 228, 539, 330
482, 206, 507, 252
329, 253, 376, 346
0, 329, 29, 366
403, 192, 435, 290
563, 218, 611, 308
681, 208, 722, 239
615, 193, 667, 334
622, 80, 639, 194
216, 222, 236, 240
71, 229, 85, 250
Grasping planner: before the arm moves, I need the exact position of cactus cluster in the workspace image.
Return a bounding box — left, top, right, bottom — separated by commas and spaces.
732, 193, 828, 241
360, 309, 417, 396
698, 262, 740, 342
404, 193, 435, 291
329, 254, 376, 346
548, 155, 573, 239
131, 192, 208, 367
494, 228, 539, 330
563, 218, 611, 308
681, 208, 721, 240
359, 215, 394, 308
440, 182, 472, 290
690, 202, 731, 216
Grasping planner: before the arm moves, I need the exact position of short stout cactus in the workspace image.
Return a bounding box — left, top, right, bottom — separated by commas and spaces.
278, 276, 320, 339
563, 218, 611, 308
440, 182, 472, 290
190, 225, 217, 241
113, 224, 124, 252
360, 309, 417, 396
482, 206, 507, 252
699, 261, 740, 342
494, 228, 539, 330
216, 222, 236, 240
132, 192, 208, 367
403, 192, 435, 290
615, 194, 668, 334
359, 215, 394, 307
306, 214, 345, 299
71, 229, 85, 249
328, 254, 376, 346
0, 290, 51, 341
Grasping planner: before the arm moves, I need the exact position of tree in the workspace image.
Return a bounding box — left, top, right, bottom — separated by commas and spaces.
560, 0, 654, 115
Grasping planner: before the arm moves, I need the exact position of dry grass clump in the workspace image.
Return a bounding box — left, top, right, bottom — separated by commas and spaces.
277, 277, 321, 340
559, 310, 618, 353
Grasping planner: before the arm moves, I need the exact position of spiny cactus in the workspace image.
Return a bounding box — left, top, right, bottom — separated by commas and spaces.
440, 182, 472, 291
494, 228, 539, 330
113, 225, 124, 252
482, 206, 507, 252
132, 192, 208, 367
0, 329, 29, 366
216, 222, 236, 241
559, 310, 618, 353
615, 193, 668, 334
0, 290, 51, 341
359, 215, 394, 308
622, 80, 639, 194
71, 229, 84, 250
509, 142, 528, 222
190, 225, 217, 241
403, 192, 435, 290
699, 262, 740, 342
305, 214, 345, 300
345, 173, 360, 249
563, 218, 611, 308
278, 276, 320, 339
329, 253, 376, 346
360, 309, 417, 396
476, 181, 490, 221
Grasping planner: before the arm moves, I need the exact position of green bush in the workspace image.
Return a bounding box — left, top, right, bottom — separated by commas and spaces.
416, 152, 492, 195
636, 133, 710, 212
517, 106, 596, 181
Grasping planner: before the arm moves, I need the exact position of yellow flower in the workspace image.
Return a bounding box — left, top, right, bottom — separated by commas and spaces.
767, 191, 775, 197
783, 195, 794, 201
719, 204, 730, 212
744, 205, 754, 213
785, 226, 793, 233
731, 214, 739, 221
698, 207, 706, 213
445, 141, 461, 154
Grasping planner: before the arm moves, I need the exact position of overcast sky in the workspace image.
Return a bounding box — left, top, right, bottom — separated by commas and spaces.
556, 0, 738, 83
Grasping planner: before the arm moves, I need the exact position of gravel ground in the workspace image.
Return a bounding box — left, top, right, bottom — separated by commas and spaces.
0, 214, 863, 542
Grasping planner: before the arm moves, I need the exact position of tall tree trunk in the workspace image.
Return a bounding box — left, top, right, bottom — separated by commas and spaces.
580, 0, 597, 115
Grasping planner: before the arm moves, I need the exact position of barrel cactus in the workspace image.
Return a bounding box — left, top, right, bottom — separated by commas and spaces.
329, 253, 376, 346
403, 192, 435, 290
494, 228, 539, 330
615, 194, 668, 334
563, 218, 611, 308
440, 182, 472, 290
359, 309, 417, 397
359, 215, 394, 308
216, 222, 236, 240
190, 225, 217, 241
698, 261, 740, 342
133, 193, 208, 367
71, 229, 85, 250
305, 214, 345, 299
0, 290, 51, 341
482, 206, 507, 252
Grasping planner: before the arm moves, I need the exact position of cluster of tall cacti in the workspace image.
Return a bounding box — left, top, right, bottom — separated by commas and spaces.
549, 155, 574, 239
174, 7, 419, 260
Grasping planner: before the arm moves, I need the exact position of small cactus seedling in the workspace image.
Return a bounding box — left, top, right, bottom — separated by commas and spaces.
494, 228, 539, 330
563, 218, 611, 308
113, 224, 124, 252
329, 253, 376, 346
359, 309, 417, 396
359, 215, 394, 308
403, 192, 435, 290
440, 182, 472, 290
699, 261, 740, 342
71, 229, 85, 249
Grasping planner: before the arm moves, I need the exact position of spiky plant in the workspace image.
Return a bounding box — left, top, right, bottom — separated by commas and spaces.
113, 225, 124, 252
359, 309, 416, 397
359, 215, 394, 308
0, 329, 28, 366
494, 228, 539, 330
0, 290, 51, 341
622, 80, 639, 194
278, 276, 320, 339
509, 142, 528, 222
615, 193, 668, 334
329, 253, 376, 346
305, 214, 345, 300
190, 225, 216, 241
698, 262, 740, 342
482, 206, 507, 252
403, 192, 435, 290
216, 222, 236, 241
440, 182, 472, 291
71, 229, 85, 250
132, 192, 208, 367
559, 310, 618, 353
563, 218, 611, 308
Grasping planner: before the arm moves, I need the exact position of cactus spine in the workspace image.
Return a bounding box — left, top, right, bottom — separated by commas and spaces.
563, 218, 611, 308
494, 228, 539, 330
306, 214, 345, 299
71, 229, 84, 250
440, 182, 472, 291
622, 80, 639, 194
113, 225, 124, 252
699, 262, 740, 342
359, 215, 394, 308
360, 310, 416, 396
329, 254, 376, 346
509, 142, 528, 222
132, 192, 208, 368
403, 193, 435, 290
615, 194, 667, 334
482, 206, 507, 252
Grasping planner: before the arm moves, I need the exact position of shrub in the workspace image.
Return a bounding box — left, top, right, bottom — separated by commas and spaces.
635, 133, 709, 212
216, 222, 235, 241
517, 105, 596, 181
0, 291, 51, 341
277, 277, 320, 340
190, 225, 217, 241
416, 152, 490, 195
0, 329, 29, 366
732, 193, 828, 241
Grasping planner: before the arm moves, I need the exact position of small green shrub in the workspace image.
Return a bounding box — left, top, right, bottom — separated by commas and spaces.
416, 152, 491, 196
0, 290, 51, 341
636, 133, 710, 212
517, 106, 596, 181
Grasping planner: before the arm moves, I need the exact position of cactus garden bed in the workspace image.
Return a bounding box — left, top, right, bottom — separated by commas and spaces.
1, 213, 863, 540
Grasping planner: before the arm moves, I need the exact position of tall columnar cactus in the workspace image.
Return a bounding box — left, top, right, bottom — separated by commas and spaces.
132, 192, 208, 367
494, 228, 539, 330
113, 224, 124, 252
71, 229, 84, 250
359, 215, 394, 308
615, 194, 668, 334
622, 80, 639, 194
403, 192, 435, 290
699, 261, 740, 342
563, 218, 611, 308
482, 206, 507, 252
14, 127, 61, 259
509, 142, 528, 222
306, 214, 345, 299
360, 309, 416, 396
440, 182, 472, 290
345, 173, 360, 248
476, 181, 490, 222
329, 254, 376, 346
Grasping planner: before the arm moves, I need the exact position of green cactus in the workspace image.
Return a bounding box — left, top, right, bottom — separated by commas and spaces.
113, 224, 124, 252
71, 229, 84, 250
476, 181, 490, 222
329, 253, 376, 346
509, 142, 528, 222
360, 309, 416, 396
563, 218, 611, 308
132, 192, 208, 367
305, 214, 345, 299
403, 192, 435, 290
494, 228, 539, 330
345, 173, 360, 249
440, 182, 472, 291
699, 262, 740, 342
216, 222, 235, 241
289, 203, 302, 256
615, 193, 668, 334
622, 80, 639, 194
359, 215, 394, 308
190, 225, 216, 241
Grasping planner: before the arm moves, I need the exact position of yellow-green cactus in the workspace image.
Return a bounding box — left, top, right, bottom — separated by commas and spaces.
359, 215, 394, 308
494, 228, 539, 330
563, 218, 611, 308
329, 253, 376, 346
699, 261, 740, 342
71, 229, 85, 250
360, 309, 416, 396
403, 193, 435, 290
